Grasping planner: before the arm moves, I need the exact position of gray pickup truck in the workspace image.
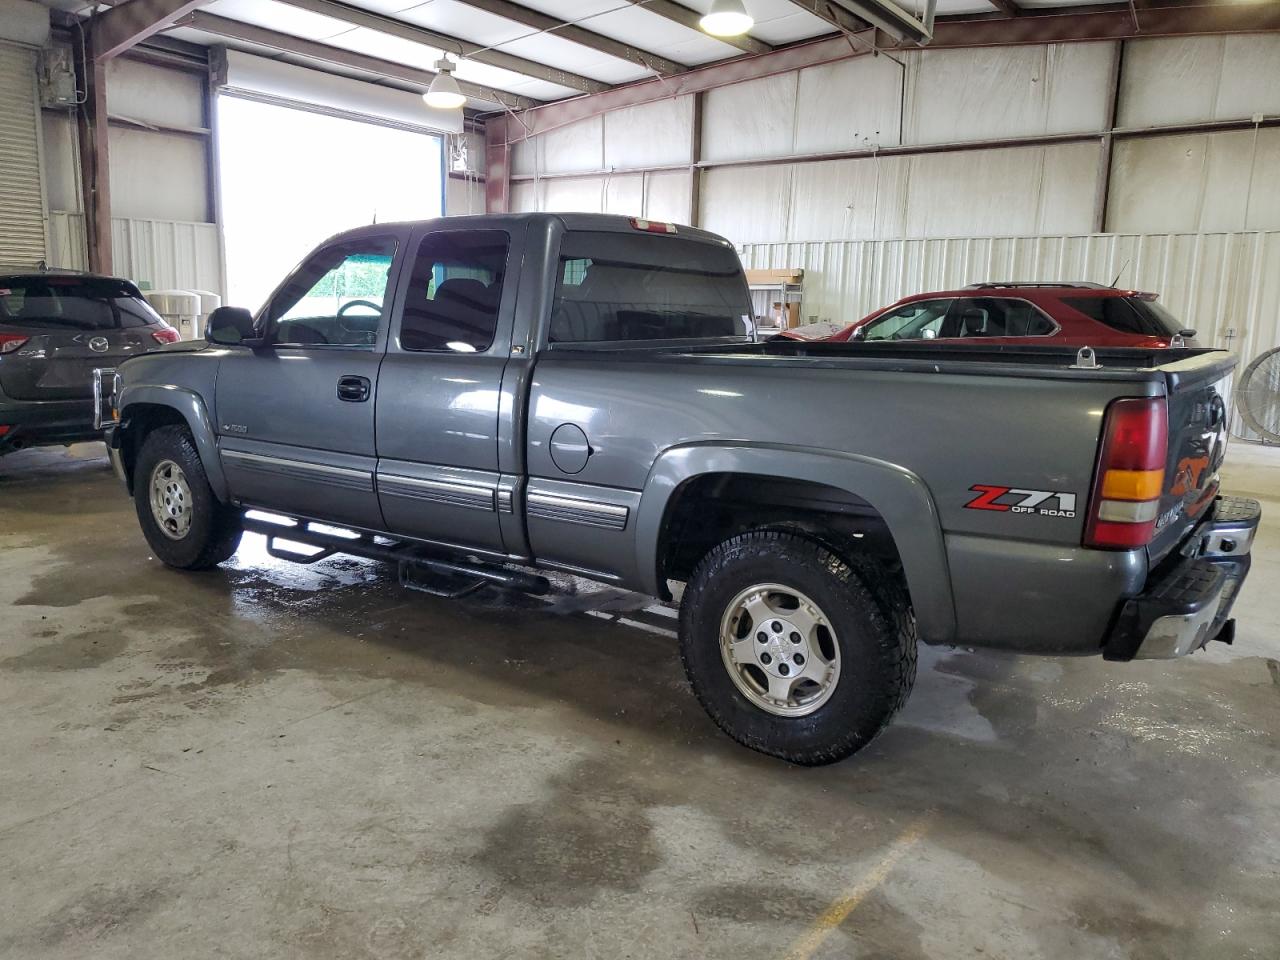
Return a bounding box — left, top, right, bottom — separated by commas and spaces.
98, 213, 1259, 765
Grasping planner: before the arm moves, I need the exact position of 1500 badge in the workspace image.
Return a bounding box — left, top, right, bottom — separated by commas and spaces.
965, 485, 1077, 518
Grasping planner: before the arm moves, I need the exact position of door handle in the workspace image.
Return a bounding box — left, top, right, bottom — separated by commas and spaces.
337, 375, 371, 402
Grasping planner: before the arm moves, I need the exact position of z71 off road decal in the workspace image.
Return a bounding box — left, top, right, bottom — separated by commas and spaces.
965, 485, 1077, 518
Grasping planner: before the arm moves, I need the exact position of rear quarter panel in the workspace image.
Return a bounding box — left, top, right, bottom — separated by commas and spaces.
527, 353, 1159, 649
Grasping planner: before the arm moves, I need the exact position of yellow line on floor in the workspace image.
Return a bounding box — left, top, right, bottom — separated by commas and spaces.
782, 811, 936, 960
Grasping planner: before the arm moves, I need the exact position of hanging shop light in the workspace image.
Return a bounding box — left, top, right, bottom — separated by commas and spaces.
424, 57, 466, 110
700, 0, 754, 37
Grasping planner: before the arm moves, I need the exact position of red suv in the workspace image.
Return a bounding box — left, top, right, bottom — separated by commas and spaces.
781, 282, 1198, 347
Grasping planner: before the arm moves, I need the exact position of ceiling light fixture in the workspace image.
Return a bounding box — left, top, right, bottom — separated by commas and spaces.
424, 57, 466, 110
700, 0, 754, 37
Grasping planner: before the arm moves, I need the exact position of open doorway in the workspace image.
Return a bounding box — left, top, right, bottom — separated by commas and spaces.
217, 96, 443, 311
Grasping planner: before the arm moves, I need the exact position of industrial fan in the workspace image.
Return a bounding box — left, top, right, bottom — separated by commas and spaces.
1236, 347, 1280, 444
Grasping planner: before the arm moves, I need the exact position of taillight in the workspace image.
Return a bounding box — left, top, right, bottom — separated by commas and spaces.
1084, 397, 1168, 549
629, 217, 678, 234
151, 326, 180, 345
0, 334, 29, 354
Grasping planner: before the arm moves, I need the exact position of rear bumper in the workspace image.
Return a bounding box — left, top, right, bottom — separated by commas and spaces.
0, 396, 99, 452
1104, 495, 1260, 661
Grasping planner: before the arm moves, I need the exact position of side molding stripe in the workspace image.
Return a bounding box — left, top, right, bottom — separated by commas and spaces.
526, 492, 629, 530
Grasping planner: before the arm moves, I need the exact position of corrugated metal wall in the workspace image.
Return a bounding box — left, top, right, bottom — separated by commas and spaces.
742, 230, 1280, 438
741, 229, 1280, 359
47, 211, 225, 294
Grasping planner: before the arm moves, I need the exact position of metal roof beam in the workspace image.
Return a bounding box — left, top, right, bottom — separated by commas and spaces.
986, 0, 1021, 17
451, 0, 688, 76
629, 1, 772, 56
273, 0, 610, 93
782, 1, 869, 34
92, 0, 210, 61
183, 11, 538, 110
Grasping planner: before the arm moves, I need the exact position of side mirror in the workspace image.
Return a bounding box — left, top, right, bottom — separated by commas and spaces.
1179, 329, 1197, 339
206, 306, 258, 346
921, 328, 937, 339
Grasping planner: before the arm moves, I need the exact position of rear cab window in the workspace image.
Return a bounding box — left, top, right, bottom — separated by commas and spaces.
1063, 295, 1186, 338
549, 232, 753, 345
0, 276, 161, 331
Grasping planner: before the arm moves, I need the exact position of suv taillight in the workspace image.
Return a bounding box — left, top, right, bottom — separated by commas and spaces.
0, 334, 29, 354
1084, 397, 1168, 549
151, 326, 180, 345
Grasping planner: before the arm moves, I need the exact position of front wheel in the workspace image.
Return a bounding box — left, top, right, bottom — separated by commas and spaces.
133, 424, 242, 569
679, 531, 916, 765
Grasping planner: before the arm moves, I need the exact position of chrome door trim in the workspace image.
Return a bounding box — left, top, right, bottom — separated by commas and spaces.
526, 491, 629, 530
222, 449, 373, 492
377, 472, 497, 512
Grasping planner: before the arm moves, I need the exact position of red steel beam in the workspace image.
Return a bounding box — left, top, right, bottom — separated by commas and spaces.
92, 0, 210, 62
493, 2, 1280, 144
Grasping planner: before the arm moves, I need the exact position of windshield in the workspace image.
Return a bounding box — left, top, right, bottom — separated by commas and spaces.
549, 232, 753, 345
0, 277, 161, 331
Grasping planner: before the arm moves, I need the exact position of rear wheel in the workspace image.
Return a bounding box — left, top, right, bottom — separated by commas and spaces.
679, 530, 916, 765
133, 425, 242, 569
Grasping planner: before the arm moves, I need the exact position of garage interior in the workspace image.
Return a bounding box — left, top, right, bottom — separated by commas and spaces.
2, 0, 1279, 956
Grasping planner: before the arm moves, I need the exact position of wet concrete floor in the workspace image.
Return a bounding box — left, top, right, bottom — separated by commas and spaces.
1, 442, 1278, 959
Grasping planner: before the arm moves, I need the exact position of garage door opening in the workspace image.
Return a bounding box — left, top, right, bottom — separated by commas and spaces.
217, 96, 443, 311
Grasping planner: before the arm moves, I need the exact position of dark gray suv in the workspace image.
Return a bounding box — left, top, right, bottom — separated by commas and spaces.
0, 271, 179, 455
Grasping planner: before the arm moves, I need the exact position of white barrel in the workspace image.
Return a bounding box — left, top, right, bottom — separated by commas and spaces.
143, 290, 201, 340
186, 289, 222, 339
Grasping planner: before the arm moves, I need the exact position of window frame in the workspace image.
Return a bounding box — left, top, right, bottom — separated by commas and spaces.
942, 296, 1060, 340
258, 234, 402, 352
388, 225, 517, 359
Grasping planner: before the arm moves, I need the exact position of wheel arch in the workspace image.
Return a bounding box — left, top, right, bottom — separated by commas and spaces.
117, 385, 228, 501
635, 443, 956, 645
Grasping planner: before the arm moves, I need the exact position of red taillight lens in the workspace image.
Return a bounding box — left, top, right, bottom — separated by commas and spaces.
151, 327, 180, 345
0, 334, 29, 354
0, 425, 10, 436
629, 217, 678, 234
1085, 397, 1168, 549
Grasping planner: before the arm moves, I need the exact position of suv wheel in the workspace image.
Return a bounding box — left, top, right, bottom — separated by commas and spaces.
679, 530, 916, 765
134, 425, 242, 569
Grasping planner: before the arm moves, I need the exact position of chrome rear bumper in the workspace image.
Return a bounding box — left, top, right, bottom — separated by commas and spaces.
1104, 496, 1260, 661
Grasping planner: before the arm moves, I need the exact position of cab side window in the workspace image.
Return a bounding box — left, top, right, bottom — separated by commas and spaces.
399, 231, 510, 353
265, 237, 398, 348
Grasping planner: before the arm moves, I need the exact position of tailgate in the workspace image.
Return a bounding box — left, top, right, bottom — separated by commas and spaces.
1148, 359, 1234, 563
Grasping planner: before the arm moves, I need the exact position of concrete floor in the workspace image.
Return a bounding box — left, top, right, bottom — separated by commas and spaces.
1, 442, 1277, 960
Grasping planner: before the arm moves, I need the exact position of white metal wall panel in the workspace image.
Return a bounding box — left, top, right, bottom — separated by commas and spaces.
510, 180, 539, 213
700, 163, 793, 244
1119, 36, 1280, 128
603, 173, 644, 216
739, 232, 1280, 369
903, 43, 1114, 146
511, 113, 602, 176
1109, 128, 1280, 235
701, 73, 798, 163
107, 58, 205, 129
47, 211, 225, 296
445, 175, 485, 217
0, 41, 46, 267
603, 95, 694, 169
788, 155, 906, 241
542, 176, 605, 213
643, 169, 692, 224
793, 55, 903, 155
108, 126, 209, 223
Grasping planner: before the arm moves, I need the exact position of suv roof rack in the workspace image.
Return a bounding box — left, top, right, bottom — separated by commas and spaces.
964, 281, 1114, 290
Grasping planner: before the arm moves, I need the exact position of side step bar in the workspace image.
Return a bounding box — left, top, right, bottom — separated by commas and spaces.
240, 515, 552, 596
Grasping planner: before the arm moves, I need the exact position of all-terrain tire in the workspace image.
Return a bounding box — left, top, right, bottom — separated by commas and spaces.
133, 424, 242, 569
679, 530, 916, 765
